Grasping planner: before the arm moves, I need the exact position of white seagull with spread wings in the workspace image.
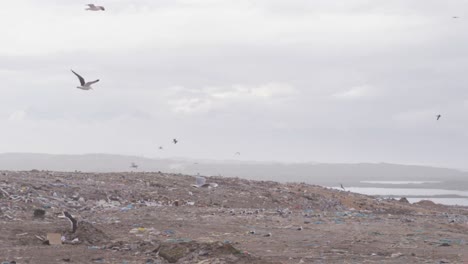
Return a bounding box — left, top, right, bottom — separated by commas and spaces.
71, 70, 99, 90
86, 4, 105, 11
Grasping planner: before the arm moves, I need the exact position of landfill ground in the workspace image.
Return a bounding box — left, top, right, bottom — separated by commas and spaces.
0, 171, 468, 264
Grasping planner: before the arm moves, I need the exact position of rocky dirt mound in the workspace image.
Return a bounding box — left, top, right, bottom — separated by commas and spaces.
65, 221, 111, 245
157, 241, 275, 263
0, 170, 467, 263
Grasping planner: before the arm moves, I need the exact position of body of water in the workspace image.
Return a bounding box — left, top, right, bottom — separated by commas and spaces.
360, 180, 442, 185
333, 181, 468, 206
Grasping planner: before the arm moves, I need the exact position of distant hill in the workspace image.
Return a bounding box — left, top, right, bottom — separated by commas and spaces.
0, 153, 467, 189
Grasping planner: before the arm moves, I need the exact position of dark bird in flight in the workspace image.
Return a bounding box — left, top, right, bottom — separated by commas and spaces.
158, 146, 163, 150
173, 139, 178, 144
436, 114, 441, 121
86, 4, 105, 11
235, 152, 240, 155
340, 184, 346, 191
71, 69, 99, 90
453, 16, 459, 19
130, 162, 138, 169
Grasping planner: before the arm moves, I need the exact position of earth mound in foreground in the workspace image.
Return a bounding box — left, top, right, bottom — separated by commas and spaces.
0, 170, 467, 263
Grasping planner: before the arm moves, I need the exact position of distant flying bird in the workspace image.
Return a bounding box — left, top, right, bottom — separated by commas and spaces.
173, 139, 178, 144
436, 114, 441, 121
158, 146, 163, 150
453, 16, 459, 19
71, 70, 99, 90
130, 162, 138, 169
340, 184, 345, 191
86, 4, 105, 11
235, 152, 240, 155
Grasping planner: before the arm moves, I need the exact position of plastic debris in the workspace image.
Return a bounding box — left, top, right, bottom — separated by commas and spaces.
120, 204, 134, 212
47, 233, 62, 245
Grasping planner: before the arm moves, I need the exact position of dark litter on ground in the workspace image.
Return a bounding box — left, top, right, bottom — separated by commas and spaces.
0, 170, 467, 263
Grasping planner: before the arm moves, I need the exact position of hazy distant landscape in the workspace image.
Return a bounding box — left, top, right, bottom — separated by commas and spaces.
1, 152, 467, 188
3, 152, 468, 206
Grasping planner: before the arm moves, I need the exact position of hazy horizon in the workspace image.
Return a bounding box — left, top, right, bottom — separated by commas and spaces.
1, 151, 468, 171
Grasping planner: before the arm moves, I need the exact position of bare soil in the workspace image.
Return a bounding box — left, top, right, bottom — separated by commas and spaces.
0, 170, 467, 263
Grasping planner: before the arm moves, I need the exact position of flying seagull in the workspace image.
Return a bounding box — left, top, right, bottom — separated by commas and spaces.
71, 70, 99, 90
173, 139, 178, 144
130, 162, 138, 169
453, 16, 459, 19
340, 183, 346, 191
436, 114, 441, 121
158, 146, 163, 150
235, 152, 241, 155
86, 4, 105, 11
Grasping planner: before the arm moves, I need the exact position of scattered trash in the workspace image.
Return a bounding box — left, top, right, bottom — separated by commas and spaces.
391, 252, 403, 258
47, 233, 62, 245
192, 176, 218, 188
163, 230, 176, 236
88, 246, 100, 250
165, 238, 192, 243
33, 209, 46, 218
1, 170, 467, 263
334, 218, 344, 224
129, 227, 155, 235
120, 204, 134, 212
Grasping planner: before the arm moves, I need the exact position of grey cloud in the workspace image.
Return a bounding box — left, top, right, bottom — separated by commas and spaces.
1, 1, 468, 169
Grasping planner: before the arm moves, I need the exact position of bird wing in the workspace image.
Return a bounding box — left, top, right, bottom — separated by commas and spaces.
71, 70, 86, 86
85, 79, 100, 86
87, 4, 96, 7
99, 6, 105, 10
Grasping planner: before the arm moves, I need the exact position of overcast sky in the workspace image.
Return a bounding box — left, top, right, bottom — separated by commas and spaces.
1, 0, 468, 169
